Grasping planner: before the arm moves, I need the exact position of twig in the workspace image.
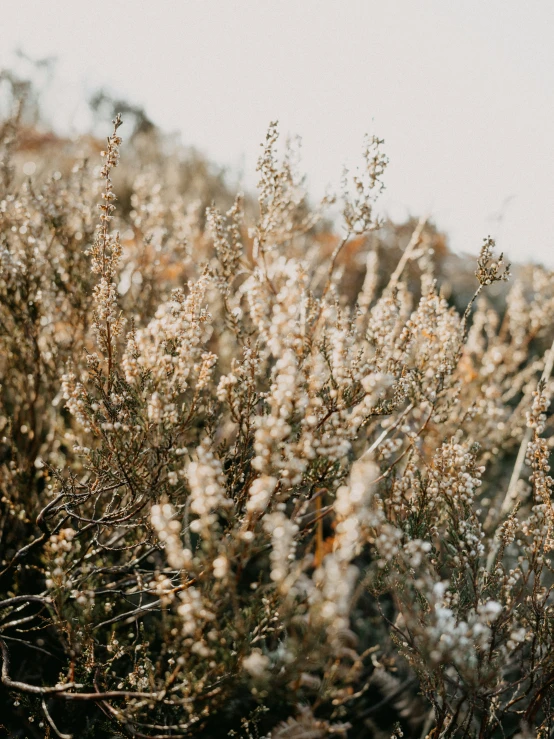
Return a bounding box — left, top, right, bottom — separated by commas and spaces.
388, 214, 428, 288
42, 698, 73, 739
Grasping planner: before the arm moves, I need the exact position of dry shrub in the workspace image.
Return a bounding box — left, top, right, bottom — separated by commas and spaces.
2, 79, 554, 739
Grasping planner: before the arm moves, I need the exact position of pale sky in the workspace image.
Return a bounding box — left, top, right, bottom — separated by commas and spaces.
2, 1, 554, 265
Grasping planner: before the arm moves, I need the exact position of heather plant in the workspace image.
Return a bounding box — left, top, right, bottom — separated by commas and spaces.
2, 81, 554, 739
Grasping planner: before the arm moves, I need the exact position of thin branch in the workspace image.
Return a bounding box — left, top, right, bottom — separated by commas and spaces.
42, 698, 73, 739
388, 213, 428, 288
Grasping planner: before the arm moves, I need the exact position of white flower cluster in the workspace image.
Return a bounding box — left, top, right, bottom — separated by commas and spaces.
61, 373, 91, 432
312, 556, 359, 636
186, 439, 233, 535
92, 277, 119, 326
310, 458, 380, 635
428, 440, 486, 565
423, 584, 502, 669
246, 475, 278, 514
525, 385, 554, 550
252, 348, 308, 486
334, 458, 380, 562
242, 648, 270, 678
46, 528, 94, 610
177, 586, 215, 636
122, 276, 214, 397
527, 384, 550, 435
262, 511, 299, 588
150, 502, 191, 570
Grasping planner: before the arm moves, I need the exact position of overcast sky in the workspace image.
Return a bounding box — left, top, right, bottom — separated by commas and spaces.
1, 1, 553, 265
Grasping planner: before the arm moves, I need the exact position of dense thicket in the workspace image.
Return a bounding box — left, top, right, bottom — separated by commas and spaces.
2, 75, 554, 739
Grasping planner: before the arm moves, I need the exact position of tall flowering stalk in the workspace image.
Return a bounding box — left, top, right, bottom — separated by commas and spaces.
88, 114, 124, 386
